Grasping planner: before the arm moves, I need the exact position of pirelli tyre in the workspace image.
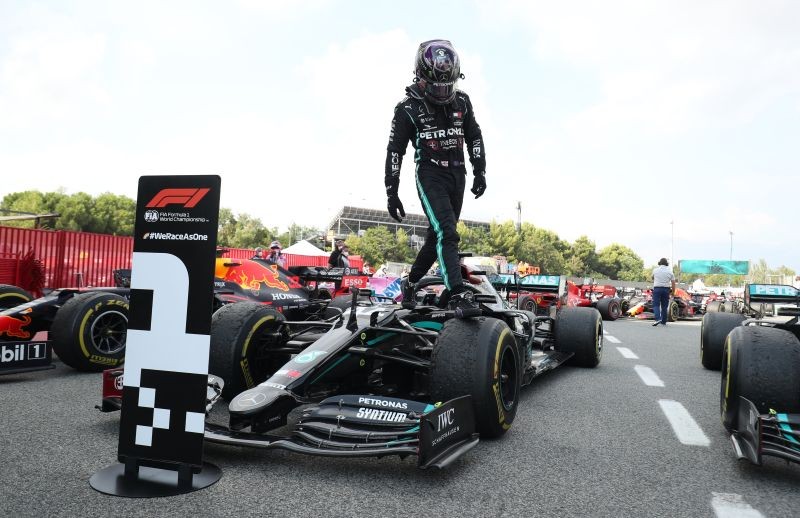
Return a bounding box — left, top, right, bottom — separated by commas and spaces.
595, 298, 621, 321
50, 292, 128, 371
700, 312, 745, 370
720, 326, 800, 432
210, 302, 290, 400
518, 295, 538, 314
554, 307, 602, 368
0, 284, 33, 310
430, 317, 521, 438
620, 299, 630, 315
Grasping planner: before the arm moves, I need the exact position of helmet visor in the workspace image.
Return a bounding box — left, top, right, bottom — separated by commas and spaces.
425, 81, 456, 103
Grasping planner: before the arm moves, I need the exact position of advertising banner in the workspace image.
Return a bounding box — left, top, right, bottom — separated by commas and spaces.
678, 260, 750, 275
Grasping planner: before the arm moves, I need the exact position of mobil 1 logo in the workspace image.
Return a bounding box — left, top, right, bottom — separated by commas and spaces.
0, 341, 51, 373
117, 175, 220, 470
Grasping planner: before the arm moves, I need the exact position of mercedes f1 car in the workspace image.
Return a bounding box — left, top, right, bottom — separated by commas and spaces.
0, 254, 367, 375
101, 262, 603, 468
709, 284, 800, 465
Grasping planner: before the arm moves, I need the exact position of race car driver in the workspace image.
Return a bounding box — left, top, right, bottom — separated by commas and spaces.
384, 39, 486, 317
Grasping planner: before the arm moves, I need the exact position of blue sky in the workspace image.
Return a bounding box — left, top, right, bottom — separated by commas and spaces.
1, 1, 798, 272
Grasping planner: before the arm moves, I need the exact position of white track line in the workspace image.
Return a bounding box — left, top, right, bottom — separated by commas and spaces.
634, 365, 664, 387
658, 399, 711, 447
616, 347, 639, 359
711, 493, 764, 518
605, 334, 621, 344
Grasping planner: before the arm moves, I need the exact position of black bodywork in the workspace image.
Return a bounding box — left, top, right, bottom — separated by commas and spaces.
723, 284, 800, 465
102, 265, 602, 468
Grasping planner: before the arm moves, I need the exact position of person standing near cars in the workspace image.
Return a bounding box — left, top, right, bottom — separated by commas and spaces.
328, 239, 345, 269
265, 241, 286, 268
384, 39, 486, 317
652, 257, 676, 326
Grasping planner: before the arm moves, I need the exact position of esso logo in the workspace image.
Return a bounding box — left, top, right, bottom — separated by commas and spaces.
343, 277, 366, 288
114, 374, 124, 391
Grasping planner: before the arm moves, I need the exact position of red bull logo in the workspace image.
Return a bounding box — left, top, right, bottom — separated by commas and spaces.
236, 264, 289, 292
0, 315, 32, 339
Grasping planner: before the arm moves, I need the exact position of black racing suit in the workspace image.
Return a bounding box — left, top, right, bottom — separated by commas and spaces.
385, 85, 486, 292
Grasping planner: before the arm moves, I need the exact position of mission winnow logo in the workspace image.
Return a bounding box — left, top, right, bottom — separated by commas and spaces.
143, 232, 209, 241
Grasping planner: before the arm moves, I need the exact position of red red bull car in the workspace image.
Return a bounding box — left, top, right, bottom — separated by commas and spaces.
0, 255, 367, 376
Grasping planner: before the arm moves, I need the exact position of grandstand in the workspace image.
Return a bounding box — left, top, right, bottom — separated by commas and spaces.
325, 206, 490, 250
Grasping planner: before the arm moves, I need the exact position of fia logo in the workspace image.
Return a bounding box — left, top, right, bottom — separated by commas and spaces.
437, 408, 456, 432
144, 210, 159, 223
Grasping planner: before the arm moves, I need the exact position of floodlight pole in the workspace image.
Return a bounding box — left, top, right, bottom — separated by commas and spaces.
670, 220, 674, 270
729, 231, 733, 260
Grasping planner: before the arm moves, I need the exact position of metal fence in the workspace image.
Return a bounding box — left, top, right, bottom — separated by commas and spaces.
0, 226, 134, 289
0, 226, 364, 289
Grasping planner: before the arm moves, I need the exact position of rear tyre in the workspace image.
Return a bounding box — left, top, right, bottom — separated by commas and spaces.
620, 299, 630, 314
668, 301, 680, 322
705, 301, 721, 313
595, 298, 621, 321
210, 302, 289, 400
518, 295, 538, 314
0, 284, 33, 310
50, 292, 128, 371
720, 326, 800, 432
430, 318, 521, 438
700, 312, 745, 370
554, 308, 602, 368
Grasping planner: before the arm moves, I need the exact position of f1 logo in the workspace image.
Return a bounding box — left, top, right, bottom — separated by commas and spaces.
146, 188, 210, 208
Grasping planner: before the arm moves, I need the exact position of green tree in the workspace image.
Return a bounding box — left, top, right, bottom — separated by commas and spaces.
90, 193, 136, 235
457, 222, 492, 256
515, 223, 567, 273
564, 235, 598, 276
345, 226, 402, 267
488, 221, 520, 260
596, 244, 645, 281
216, 209, 273, 249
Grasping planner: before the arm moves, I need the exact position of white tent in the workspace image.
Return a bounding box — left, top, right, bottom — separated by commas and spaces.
282, 239, 329, 257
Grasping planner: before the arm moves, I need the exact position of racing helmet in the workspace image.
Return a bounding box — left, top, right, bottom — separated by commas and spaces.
270, 240, 282, 250
414, 39, 462, 105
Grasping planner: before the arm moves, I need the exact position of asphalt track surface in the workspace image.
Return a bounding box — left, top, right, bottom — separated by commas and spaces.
2, 318, 800, 517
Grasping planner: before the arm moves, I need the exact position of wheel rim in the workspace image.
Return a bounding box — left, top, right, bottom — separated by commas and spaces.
524, 299, 537, 313
498, 345, 518, 411
90, 310, 127, 354
246, 320, 288, 383
610, 302, 621, 318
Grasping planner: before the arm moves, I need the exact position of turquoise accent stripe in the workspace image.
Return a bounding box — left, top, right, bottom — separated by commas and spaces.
403, 110, 421, 164
366, 332, 396, 346
411, 321, 443, 331
423, 404, 435, 413
777, 413, 800, 447
309, 353, 351, 384
416, 173, 450, 290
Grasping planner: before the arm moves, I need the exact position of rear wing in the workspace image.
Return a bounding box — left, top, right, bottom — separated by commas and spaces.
289, 266, 364, 283
489, 273, 565, 295
744, 284, 800, 306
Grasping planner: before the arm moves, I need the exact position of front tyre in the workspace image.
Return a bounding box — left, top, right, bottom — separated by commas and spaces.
721, 326, 800, 432
430, 318, 521, 438
50, 292, 128, 371
595, 298, 621, 321
210, 302, 289, 400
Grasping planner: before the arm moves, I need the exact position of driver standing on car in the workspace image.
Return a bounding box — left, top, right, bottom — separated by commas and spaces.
384, 39, 486, 317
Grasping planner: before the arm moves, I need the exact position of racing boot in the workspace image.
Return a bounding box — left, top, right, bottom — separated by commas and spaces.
401, 278, 417, 309
448, 290, 481, 318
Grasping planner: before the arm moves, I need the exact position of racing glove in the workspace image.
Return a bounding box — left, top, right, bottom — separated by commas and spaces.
386, 178, 405, 222
471, 171, 487, 199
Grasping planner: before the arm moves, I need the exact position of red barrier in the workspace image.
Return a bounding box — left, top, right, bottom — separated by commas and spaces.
0, 226, 133, 289
0, 226, 365, 289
